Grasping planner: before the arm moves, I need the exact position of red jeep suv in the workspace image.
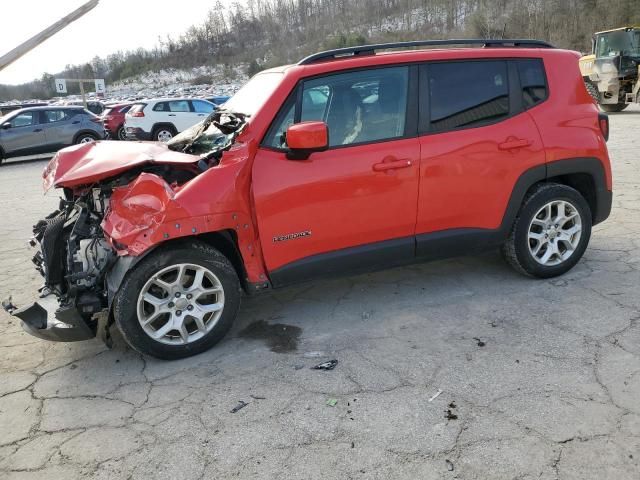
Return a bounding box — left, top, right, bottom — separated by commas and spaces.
7, 40, 612, 359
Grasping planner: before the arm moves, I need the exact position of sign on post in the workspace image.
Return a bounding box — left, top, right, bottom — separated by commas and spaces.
54, 78, 67, 94
94, 78, 105, 94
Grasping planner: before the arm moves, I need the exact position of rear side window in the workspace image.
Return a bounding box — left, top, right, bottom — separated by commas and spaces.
517, 59, 548, 109
43, 110, 70, 123
119, 105, 132, 114
428, 61, 509, 132
168, 101, 190, 112
153, 102, 168, 112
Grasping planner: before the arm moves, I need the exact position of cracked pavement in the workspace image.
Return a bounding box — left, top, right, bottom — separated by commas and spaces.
1, 108, 639, 479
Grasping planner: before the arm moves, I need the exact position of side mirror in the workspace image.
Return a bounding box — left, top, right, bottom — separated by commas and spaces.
285, 121, 328, 160
1, 123, 10, 130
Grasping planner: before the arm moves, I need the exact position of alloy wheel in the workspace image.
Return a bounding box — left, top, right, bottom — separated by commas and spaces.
527, 200, 583, 266
136, 263, 225, 345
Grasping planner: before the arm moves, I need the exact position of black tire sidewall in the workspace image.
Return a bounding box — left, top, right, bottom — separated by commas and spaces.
117, 126, 126, 141
513, 185, 592, 278
114, 243, 241, 360
153, 126, 175, 141
76, 133, 97, 144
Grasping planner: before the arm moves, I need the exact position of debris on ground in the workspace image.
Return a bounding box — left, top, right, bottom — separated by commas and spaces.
445, 409, 458, 420
445, 401, 458, 420
303, 351, 326, 358
312, 359, 338, 371
465, 353, 473, 362
473, 337, 486, 347
326, 398, 338, 407
351, 441, 355, 448
2, 297, 16, 314
250, 395, 266, 400
446, 459, 454, 471
294, 364, 304, 370
362, 311, 372, 319
428, 389, 443, 402
230, 400, 249, 413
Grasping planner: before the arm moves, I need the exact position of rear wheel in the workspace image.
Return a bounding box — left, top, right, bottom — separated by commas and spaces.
600, 103, 629, 113
75, 133, 97, 144
114, 242, 241, 360
502, 183, 592, 278
153, 126, 175, 142
117, 126, 127, 141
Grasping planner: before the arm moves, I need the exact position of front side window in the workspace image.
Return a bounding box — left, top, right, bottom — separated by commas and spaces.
517, 59, 548, 109
265, 67, 409, 149
429, 61, 509, 132
9, 111, 36, 128
192, 100, 215, 113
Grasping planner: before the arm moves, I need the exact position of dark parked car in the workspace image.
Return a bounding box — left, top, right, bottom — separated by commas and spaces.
0, 103, 48, 116
0, 106, 105, 164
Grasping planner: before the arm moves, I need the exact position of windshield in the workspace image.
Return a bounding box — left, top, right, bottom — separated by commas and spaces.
222, 72, 284, 116
596, 30, 640, 57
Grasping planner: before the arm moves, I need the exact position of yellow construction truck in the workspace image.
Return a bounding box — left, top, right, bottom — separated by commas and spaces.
580, 26, 640, 112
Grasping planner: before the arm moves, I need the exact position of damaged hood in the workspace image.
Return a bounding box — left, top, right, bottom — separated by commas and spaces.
43, 141, 200, 191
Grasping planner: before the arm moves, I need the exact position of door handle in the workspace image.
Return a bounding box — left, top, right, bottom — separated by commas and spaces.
498, 138, 532, 151
372, 158, 413, 172
197, 114, 205, 116
168, 114, 176, 117
33, 128, 43, 132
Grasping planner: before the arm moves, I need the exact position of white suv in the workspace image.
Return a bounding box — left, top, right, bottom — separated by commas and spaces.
124, 98, 216, 142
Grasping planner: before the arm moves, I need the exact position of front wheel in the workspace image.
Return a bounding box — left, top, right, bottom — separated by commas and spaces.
114, 242, 241, 359
502, 183, 592, 278
117, 126, 127, 141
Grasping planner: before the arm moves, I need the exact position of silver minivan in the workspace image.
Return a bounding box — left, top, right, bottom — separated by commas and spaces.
0, 106, 105, 165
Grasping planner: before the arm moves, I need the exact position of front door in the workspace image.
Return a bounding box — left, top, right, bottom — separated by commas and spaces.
252, 66, 420, 286
0, 110, 46, 157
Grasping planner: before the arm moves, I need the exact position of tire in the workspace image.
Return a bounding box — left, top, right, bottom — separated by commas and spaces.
501, 183, 592, 279
114, 241, 241, 360
117, 126, 127, 141
153, 126, 176, 142
75, 133, 97, 144
600, 103, 629, 113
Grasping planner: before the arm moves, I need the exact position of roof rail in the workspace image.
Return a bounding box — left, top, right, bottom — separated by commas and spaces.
298, 39, 555, 65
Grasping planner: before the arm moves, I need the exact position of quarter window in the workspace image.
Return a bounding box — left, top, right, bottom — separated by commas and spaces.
428, 61, 509, 132
517, 59, 548, 109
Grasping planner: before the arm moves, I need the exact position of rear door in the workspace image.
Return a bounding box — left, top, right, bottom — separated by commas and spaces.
42, 109, 81, 150
0, 110, 46, 156
416, 58, 547, 256
252, 65, 421, 285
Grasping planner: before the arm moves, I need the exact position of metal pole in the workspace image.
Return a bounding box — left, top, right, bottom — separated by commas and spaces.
0, 0, 99, 72
79, 81, 87, 109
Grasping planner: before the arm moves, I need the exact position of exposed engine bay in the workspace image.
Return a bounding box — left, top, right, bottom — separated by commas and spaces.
7, 109, 249, 343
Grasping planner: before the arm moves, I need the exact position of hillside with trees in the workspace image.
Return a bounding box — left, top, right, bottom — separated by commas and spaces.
1, 0, 638, 101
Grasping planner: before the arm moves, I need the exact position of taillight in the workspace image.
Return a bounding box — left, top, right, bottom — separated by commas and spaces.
598, 113, 609, 142
131, 111, 145, 118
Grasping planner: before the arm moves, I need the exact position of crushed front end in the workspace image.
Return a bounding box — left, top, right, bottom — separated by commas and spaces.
10, 188, 115, 341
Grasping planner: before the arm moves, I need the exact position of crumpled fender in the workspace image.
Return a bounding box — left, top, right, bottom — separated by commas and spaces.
101, 140, 268, 284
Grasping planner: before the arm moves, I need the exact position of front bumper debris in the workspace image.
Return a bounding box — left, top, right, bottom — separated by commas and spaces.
6, 296, 96, 342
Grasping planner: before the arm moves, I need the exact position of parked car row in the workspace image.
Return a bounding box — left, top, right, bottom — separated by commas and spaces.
0, 94, 231, 163
0, 106, 104, 164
